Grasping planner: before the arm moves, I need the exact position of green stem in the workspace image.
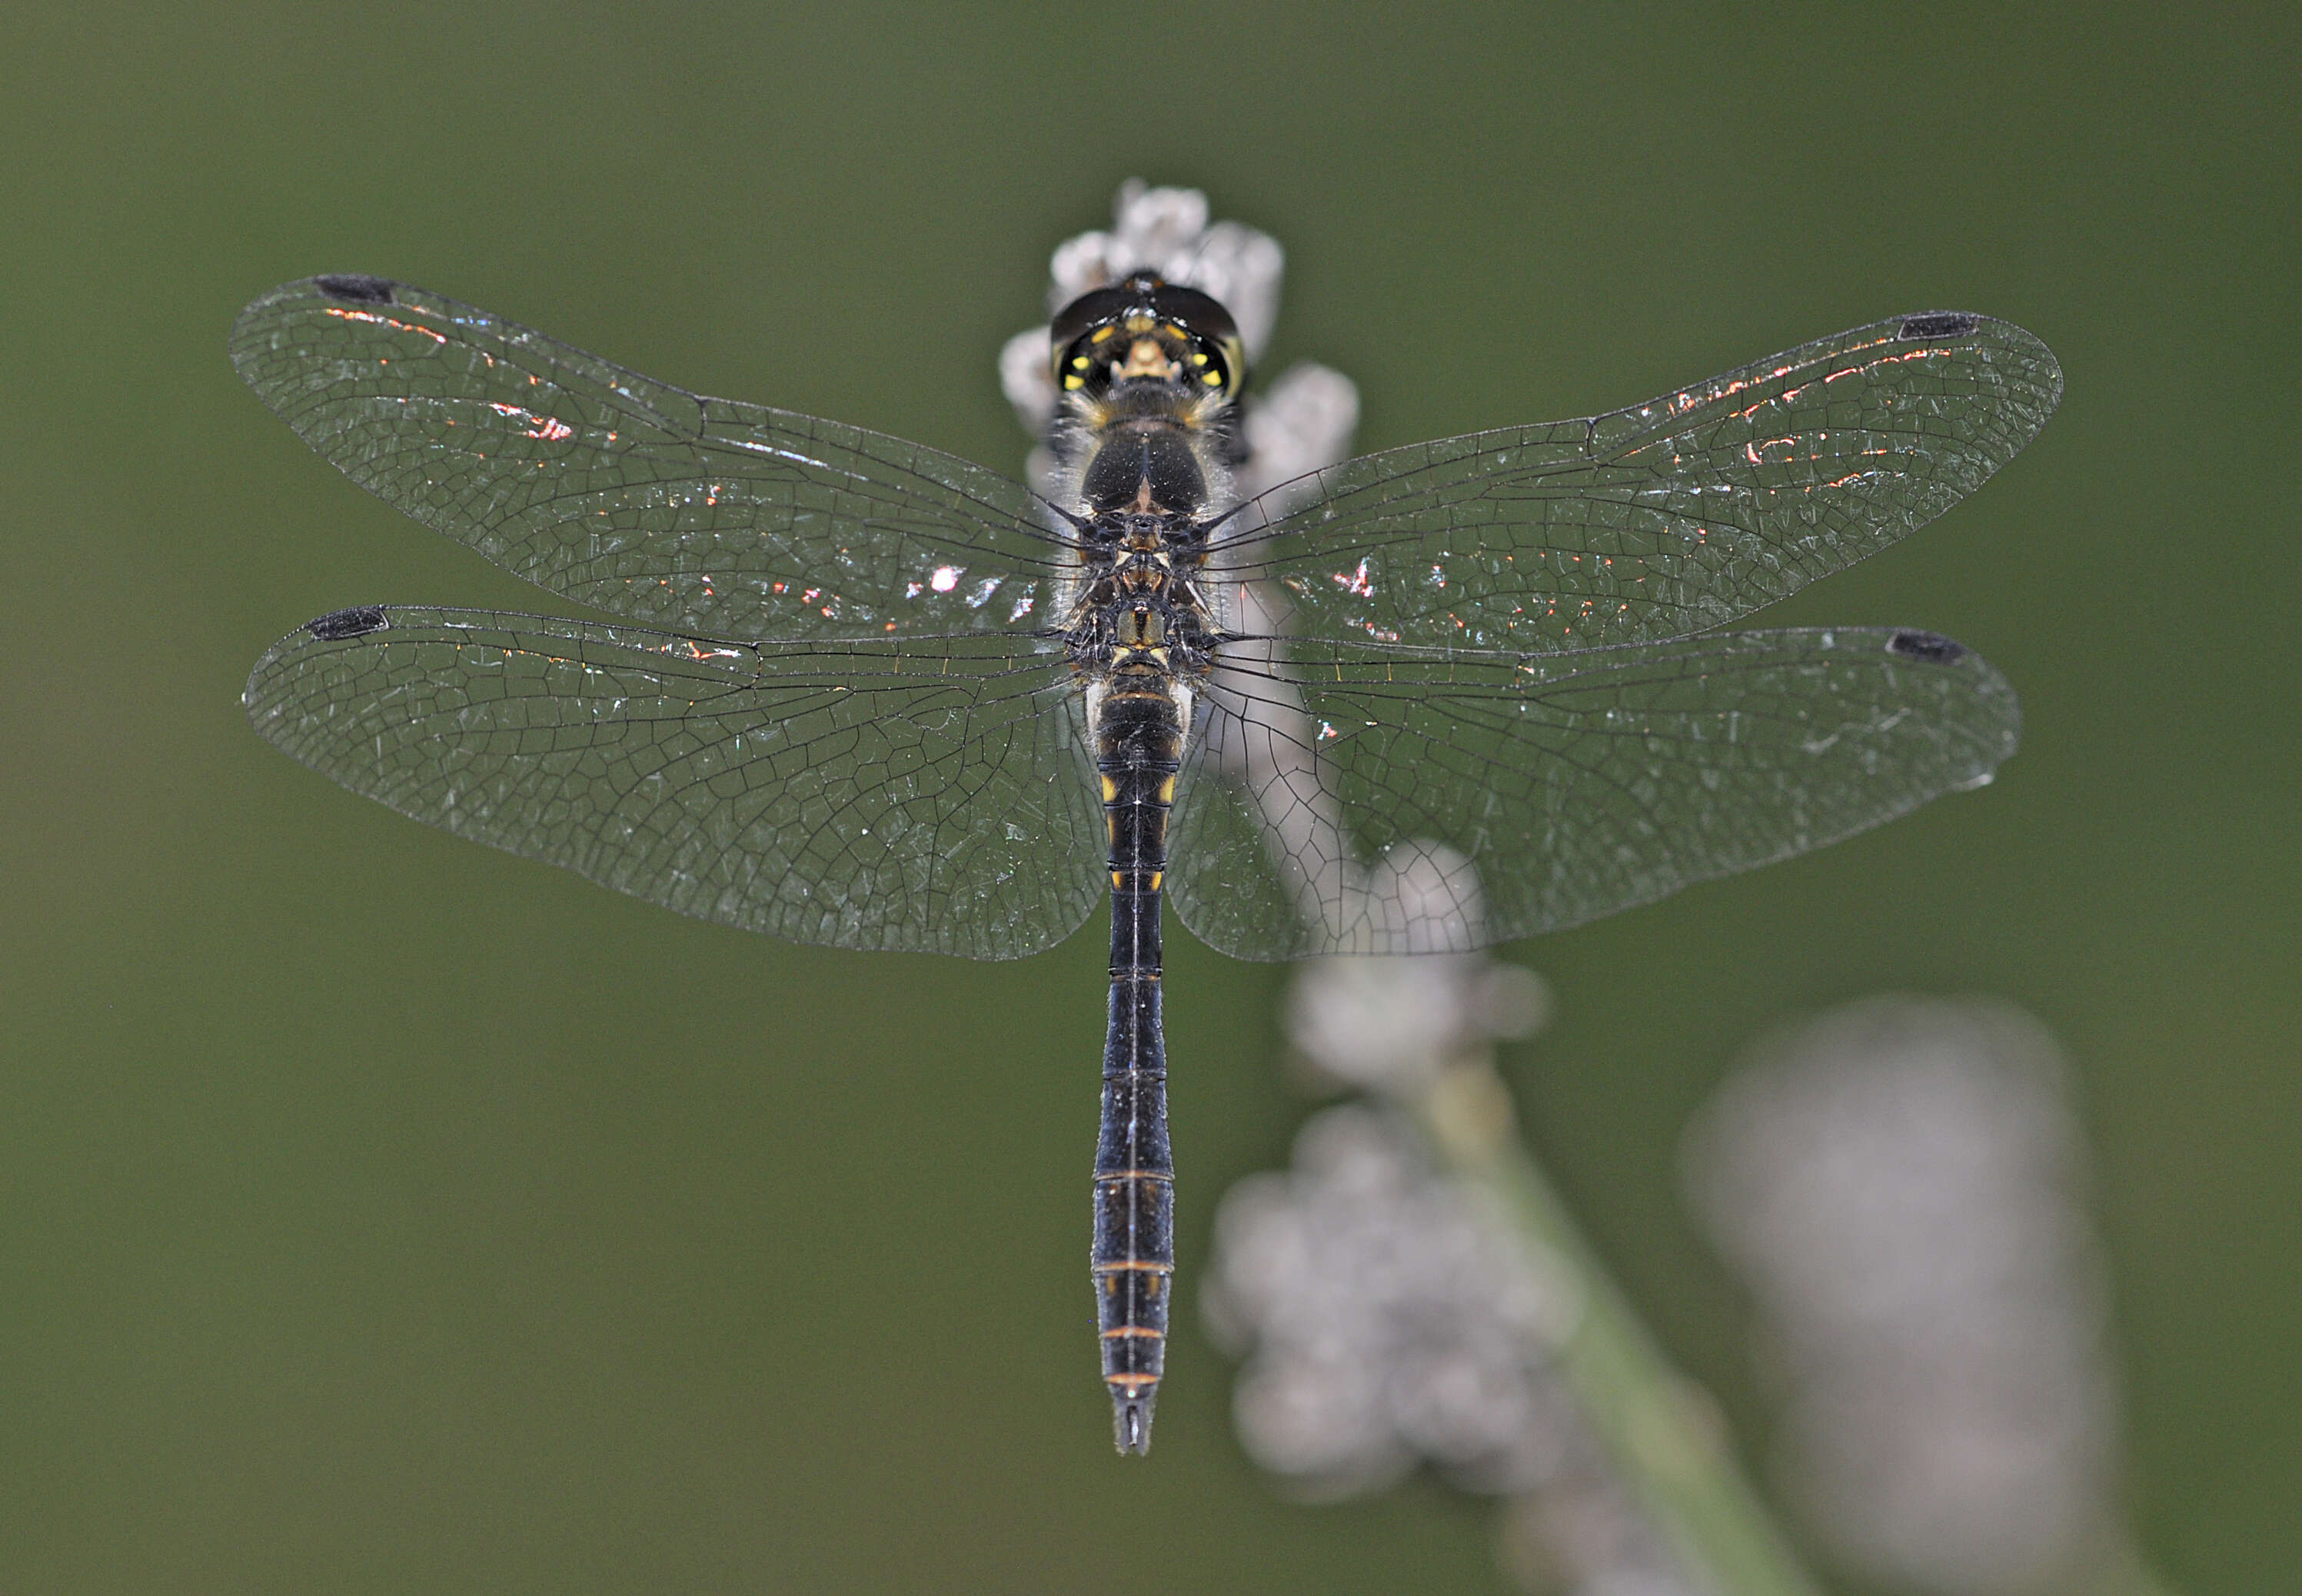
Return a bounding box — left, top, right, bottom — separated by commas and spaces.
1408, 1059, 1821, 1596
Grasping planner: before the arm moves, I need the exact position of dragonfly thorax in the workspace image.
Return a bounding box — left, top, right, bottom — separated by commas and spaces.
1064, 515, 1220, 696
1047, 282, 1242, 718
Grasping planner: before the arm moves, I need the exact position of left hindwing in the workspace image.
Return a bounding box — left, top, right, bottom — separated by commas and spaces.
245, 607, 1103, 959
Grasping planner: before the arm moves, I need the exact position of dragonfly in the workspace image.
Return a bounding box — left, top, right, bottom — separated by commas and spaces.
235, 266, 2059, 1455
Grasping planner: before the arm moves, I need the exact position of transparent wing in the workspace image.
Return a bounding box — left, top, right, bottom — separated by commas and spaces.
245, 607, 1102, 959
1218, 313, 2060, 652
1167, 627, 2018, 959
231, 277, 1069, 642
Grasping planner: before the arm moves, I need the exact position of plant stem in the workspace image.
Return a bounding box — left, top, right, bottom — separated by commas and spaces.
1410, 1057, 1822, 1596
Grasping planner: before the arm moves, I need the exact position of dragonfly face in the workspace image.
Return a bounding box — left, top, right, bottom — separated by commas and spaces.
236, 247, 2059, 1457
1050, 271, 1244, 404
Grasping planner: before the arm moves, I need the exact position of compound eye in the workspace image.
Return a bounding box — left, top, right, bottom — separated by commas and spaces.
1147, 284, 1239, 347
1050, 284, 1136, 352
1186, 342, 1231, 393
1057, 332, 1112, 391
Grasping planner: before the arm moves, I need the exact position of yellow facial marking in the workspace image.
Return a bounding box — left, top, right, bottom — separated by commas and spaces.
1119, 338, 1174, 380
1092, 324, 1117, 343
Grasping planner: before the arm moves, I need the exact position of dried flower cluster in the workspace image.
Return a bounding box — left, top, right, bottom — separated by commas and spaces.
1202, 1098, 1705, 1596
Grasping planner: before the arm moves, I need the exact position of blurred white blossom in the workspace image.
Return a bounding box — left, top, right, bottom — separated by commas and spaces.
1206, 1099, 1707, 1596
1236, 358, 1362, 505
1289, 952, 1550, 1095
1282, 840, 1550, 1094
996, 324, 1061, 439
1204, 1102, 1578, 1499
1685, 996, 2136, 1596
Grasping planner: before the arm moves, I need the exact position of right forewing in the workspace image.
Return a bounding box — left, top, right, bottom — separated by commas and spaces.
1220, 314, 2061, 654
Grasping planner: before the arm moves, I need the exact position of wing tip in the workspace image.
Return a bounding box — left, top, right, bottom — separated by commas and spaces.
1880, 627, 2023, 769
1894, 308, 2064, 421
1895, 311, 1982, 341
304, 605, 391, 641
241, 606, 393, 719
1883, 627, 1966, 665
311, 274, 399, 306
231, 274, 406, 367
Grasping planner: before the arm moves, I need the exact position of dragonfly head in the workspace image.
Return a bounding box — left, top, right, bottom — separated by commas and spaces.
1050, 272, 1244, 407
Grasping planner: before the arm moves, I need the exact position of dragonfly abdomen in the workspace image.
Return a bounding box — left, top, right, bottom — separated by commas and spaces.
1091, 689, 1183, 1455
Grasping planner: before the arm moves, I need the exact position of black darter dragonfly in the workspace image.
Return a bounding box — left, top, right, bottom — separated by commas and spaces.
235, 264, 2057, 1455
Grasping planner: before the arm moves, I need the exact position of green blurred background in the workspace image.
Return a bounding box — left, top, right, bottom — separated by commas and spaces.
4, 4, 2294, 1590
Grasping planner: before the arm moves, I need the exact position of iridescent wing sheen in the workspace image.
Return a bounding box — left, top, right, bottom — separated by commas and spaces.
1166, 627, 2018, 959
1214, 313, 2060, 653
245, 607, 1102, 960
231, 278, 1069, 643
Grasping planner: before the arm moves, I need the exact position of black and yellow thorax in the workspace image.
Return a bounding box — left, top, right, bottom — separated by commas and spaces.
1045, 272, 1245, 726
